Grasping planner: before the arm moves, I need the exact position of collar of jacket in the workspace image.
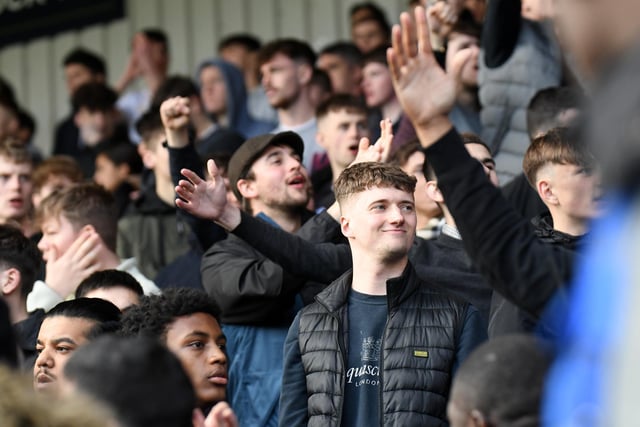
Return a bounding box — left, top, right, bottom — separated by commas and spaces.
314, 262, 421, 313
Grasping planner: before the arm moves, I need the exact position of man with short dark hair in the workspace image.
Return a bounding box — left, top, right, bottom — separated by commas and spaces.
258, 39, 325, 172
317, 42, 363, 97
447, 334, 551, 427
280, 162, 485, 426
54, 49, 109, 175
0, 225, 40, 321
218, 33, 277, 124
33, 297, 121, 396
67, 82, 129, 177
502, 86, 584, 221
0, 224, 43, 367
116, 109, 192, 280
361, 46, 405, 141
63, 335, 197, 427
119, 288, 227, 412
313, 94, 370, 208
116, 28, 170, 142
75, 270, 143, 311
350, 2, 392, 53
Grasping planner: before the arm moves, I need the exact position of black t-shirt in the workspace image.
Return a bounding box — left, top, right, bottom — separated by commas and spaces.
342, 289, 387, 427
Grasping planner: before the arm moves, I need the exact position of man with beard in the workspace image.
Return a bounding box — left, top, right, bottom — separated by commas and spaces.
258, 39, 326, 173
195, 131, 334, 427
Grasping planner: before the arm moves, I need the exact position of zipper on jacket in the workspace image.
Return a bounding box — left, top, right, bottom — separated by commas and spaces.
378, 313, 391, 427
332, 310, 347, 427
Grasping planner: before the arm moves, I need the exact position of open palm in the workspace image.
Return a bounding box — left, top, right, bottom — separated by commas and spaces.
387, 7, 458, 129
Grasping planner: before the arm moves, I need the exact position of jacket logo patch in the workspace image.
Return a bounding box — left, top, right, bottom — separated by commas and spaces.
413, 349, 429, 358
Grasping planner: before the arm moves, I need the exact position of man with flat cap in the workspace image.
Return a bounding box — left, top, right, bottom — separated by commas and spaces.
199, 130, 336, 427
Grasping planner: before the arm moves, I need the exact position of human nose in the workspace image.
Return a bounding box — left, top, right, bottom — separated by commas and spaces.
208, 345, 227, 366
7, 174, 20, 190
37, 236, 47, 253
261, 71, 270, 87
35, 347, 53, 369
287, 154, 303, 171
389, 205, 405, 225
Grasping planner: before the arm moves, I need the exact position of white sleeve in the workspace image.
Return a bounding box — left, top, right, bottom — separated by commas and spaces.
26, 280, 64, 312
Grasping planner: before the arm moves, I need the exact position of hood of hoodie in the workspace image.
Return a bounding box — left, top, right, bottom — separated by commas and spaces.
196, 59, 249, 130
531, 212, 586, 252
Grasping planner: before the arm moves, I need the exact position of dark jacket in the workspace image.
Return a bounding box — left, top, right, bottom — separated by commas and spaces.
280, 263, 486, 427
200, 210, 342, 427
488, 213, 584, 337
117, 181, 191, 280
502, 172, 549, 221
229, 212, 493, 327
53, 115, 130, 178
424, 128, 575, 336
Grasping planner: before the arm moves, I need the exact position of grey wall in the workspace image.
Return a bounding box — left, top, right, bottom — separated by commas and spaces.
0, 0, 408, 155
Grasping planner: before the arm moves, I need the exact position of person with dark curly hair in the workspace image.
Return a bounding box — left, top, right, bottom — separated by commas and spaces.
119, 288, 227, 411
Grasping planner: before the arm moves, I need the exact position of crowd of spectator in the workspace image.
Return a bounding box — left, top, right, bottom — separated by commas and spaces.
0, 0, 637, 425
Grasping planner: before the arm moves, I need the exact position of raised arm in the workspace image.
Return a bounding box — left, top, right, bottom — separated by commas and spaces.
388, 7, 571, 319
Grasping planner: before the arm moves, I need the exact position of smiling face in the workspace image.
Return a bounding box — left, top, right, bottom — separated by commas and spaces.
0, 156, 32, 224
34, 316, 95, 396
238, 144, 310, 214
164, 312, 228, 407
340, 186, 416, 265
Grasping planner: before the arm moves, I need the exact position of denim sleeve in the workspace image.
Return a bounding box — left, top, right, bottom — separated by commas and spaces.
278, 313, 308, 427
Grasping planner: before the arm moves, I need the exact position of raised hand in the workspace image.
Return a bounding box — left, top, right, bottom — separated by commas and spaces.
352, 118, 394, 165
45, 230, 104, 298
175, 159, 242, 230
192, 402, 238, 427
387, 6, 456, 145
427, 1, 456, 39
160, 96, 191, 148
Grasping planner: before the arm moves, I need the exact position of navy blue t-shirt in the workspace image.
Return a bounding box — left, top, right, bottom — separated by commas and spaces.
341, 289, 388, 427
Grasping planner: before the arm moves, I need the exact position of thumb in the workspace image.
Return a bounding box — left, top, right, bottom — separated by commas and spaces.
449, 48, 474, 88
192, 408, 205, 427
358, 137, 371, 153
207, 159, 220, 180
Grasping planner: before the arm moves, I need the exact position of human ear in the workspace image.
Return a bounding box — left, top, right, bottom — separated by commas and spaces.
537, 179, 558, 205
0, 268, 21, 296
236, 179, 258, 200
425, 180, 445, 203
298, 63, 313, 86
340, 216, 354, 239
